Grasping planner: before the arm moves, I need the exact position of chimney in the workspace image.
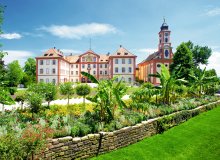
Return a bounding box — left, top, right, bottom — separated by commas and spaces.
120, 45, 122, 48
54, 47, 56, 49
107, 52, 110, 56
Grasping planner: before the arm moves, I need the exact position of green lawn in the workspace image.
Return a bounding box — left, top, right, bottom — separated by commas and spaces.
91, 106, 220, 160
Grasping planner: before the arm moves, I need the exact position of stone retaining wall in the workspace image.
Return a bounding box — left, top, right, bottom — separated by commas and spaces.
41, 100, 220, 160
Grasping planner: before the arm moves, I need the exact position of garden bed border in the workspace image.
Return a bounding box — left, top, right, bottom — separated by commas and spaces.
41, 100, 220, 159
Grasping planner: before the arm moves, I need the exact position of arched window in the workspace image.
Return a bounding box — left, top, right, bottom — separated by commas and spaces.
165, 50, 169, 58
165, 38, 168, 43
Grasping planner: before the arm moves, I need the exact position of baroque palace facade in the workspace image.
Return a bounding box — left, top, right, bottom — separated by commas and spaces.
36, 20, 173, 85
36, 45, 137, 84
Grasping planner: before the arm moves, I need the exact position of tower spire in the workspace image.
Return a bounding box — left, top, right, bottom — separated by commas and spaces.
163, 16, 166, 23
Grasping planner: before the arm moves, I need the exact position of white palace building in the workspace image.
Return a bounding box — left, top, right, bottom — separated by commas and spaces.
36, 45, 137, 84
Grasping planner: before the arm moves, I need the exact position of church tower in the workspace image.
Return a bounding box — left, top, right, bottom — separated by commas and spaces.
158, 18, 173, 59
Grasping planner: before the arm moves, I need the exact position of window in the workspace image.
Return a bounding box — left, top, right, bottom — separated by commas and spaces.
93, 57, 96, 62
76, 79, 78, 82
122, 59, 125, 64
82, 57, 85, 62
46, 68, 49, 74
105, 71, 107, 75
52, 79, 56, 84
76, 71, 78, 75
46, 78, 49, 83
128, 78, 132, 83
122, 67, 125, 73
105, 64, 107, 68
93, 71, 96, 75
100, 64, 102, 68
157, 64, 161, 68
52, 60, 56, 65
46, 60, 50, 65
82, 64, 85, 68
40, 60, 43, 65
52, 68, 56, 74
71, 71, 73, 75
88, 64, 91, 68
165, 50, 169, 58
93, 64, 96, 68
76, 64, 78, 68
100, 71, 102, 75
165, 38, 168, 43
165, 32, 169, 36
40, 69, 43, 74
115, 67, 118, 73
71, 65, 73, 68
129, 67, 132, 73
128, 59, 132, 64
115, 59, 118, 64
40, 79, 44, 82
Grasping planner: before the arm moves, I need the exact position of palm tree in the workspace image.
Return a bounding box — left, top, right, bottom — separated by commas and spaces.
189, 67, 217, 97
149, 64, 187, 105
81, 72, 127, 124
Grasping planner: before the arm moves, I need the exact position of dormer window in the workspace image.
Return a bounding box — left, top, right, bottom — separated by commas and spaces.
49, 54, 53, 56
44, 54, 48, 56
117, 52, 120, 55
124, 52, 128, 55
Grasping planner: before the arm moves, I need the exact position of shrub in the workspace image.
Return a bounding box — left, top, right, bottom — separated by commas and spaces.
0, 132, 25, 159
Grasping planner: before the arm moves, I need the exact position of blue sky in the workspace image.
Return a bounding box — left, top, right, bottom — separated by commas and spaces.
1, 0, 220, 75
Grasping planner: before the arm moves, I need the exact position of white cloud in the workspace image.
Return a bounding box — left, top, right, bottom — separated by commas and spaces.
201, 51, 220, 76
205, 8, 220, 16
0, 33, 22, 39
3, 50, 34, 66
135, 48, 157, 53
38, 23, 117, 39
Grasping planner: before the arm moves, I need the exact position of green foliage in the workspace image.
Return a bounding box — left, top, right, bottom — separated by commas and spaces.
170, 42, 194, 80
92, 107, 220, 160
26, 92, 43, 118
59, 82, 74, 105
189, 67, 217, 97
75, 84, 91, 107
15, 90, 27, 109
0, 132, 24, 160
0, 89, 14, 111
150, 64, 187, 104
28, 82, 57, 107
82, 72, 127, 125
6, 60, 23, 87
23, 58, 36, 85
185, 41, 212, 66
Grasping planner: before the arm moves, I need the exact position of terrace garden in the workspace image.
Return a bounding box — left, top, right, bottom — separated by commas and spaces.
0, 64, 220, 159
